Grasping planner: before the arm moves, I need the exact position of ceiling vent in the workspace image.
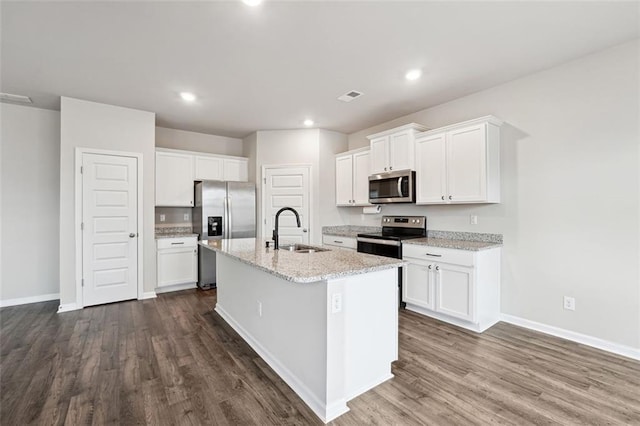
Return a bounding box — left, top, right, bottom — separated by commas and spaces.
0, 92, 33, 104
337, 90, 363, 103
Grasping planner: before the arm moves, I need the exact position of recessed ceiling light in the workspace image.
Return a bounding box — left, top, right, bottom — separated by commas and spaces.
242, 0, 262, 6
180, 92, 196, 102
303, 119, 314, 127
405, 69, 422, 81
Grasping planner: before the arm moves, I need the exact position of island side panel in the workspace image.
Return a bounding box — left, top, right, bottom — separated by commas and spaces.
340, 267, 398, 400
214, 254, 332, 417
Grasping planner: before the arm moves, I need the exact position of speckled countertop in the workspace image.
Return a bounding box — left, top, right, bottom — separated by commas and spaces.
321, 225, 381, 238
199, 238, 404, 283
404, 238, 502, 251
155, 226, 199, 239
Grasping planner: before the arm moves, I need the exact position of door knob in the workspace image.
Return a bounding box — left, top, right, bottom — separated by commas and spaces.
129, 233, 136, 238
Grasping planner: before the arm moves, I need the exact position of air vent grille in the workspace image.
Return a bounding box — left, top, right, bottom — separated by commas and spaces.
0, 93, 33, 104
337, 90, 363, 103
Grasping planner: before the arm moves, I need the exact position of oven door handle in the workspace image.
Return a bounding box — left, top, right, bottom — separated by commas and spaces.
357, 237, 401, 247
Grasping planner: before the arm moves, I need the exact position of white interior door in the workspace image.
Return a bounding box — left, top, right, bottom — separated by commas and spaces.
263, 166, 310, 245
82, 153, 138, 307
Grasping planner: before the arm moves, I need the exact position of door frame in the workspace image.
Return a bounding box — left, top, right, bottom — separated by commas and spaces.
74, 147, 144, 309
260, 164, 313, 243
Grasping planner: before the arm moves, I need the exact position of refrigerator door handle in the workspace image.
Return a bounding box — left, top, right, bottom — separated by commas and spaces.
226, 196, 232, 239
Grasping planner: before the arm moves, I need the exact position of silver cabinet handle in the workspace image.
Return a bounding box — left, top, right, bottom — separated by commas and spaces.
435, 265, 440, 271
389, 166, 393, 170
448, 195, 452, 200
129, 233, 136, 238
303, 228, 308, 233
384, 167, 387, 171
333, 240, 343, 244
426, 253, 442, 257
171, 242, 184, 245
428, 264, 433, 269
441, 196, 445, 200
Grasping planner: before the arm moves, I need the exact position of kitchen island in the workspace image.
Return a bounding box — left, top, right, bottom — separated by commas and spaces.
199, 238, 404, 423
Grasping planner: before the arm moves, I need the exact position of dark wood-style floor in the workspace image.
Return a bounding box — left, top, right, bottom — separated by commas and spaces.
1, 289, 639, 425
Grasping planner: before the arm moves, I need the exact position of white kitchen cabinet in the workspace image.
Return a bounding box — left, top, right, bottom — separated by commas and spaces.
367, 123, 428, 174
156, 237, 198, 289
194, 155, 224, 180
322, 235, 357, 250
335, 148, 371, 206
402, 243, 501, 332
415, 116, 502, 204
155, 151, 194, 207
223, 158, 248, 182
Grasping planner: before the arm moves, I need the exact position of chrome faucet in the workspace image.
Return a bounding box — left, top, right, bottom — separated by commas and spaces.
273, 207, 301, 250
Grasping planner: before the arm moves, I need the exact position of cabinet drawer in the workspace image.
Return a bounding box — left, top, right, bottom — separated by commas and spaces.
322, 235, 357, 250
157, 237, 197, 249
403, 244, 474, 267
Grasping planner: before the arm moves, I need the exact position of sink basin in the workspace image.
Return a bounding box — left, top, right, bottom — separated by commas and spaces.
279, 243, 330, 253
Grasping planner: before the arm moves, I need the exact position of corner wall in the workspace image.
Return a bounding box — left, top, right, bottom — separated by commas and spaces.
59, 97, 156, 307
344, 40, 640, 349
1, 104, 61, 304
156, 126, 243, 156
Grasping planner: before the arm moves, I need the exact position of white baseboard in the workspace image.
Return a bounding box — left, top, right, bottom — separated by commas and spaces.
57, 303, 80, 313
154, 283, 196, 295
215, 304, 349, 424
141, 291, 158, 299
0, 293, 60, 308
500, 314, 640, 361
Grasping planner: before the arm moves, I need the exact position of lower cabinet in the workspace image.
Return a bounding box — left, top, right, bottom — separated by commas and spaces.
156, 237, 198, 290
402, 244, 500, 332
322, 235, 357, 250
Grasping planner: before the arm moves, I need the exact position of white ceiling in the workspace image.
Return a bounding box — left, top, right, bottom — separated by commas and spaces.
1, 1, 638, 138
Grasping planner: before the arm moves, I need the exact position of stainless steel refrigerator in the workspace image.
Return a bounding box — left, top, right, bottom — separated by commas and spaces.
193, 180, 256, 289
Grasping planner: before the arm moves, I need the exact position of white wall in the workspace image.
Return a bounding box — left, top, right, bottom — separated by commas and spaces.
1, 104, 61, 303
156, 126, 243, 156
252, 129, 347, 244
60, 97, 156, 306
343, 40, 640, 349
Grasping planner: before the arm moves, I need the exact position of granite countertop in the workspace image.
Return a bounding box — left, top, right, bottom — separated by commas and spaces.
199, 238, 404, 283
155, 233, 199, 239
403, 237, 502, 251
322, 225, 381, 238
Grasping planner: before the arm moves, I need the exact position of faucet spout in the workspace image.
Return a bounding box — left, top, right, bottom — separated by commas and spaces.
273, 207, 301, 250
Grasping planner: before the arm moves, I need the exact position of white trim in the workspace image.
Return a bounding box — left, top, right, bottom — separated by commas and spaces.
155, 283, 196, 294
406, 304, 499, 333
0, 293, 60, 308
155, 146, 247, 161
366, 122, 429, 140
57, 303, 80, 313
260, 163, 313, 244
141, 291, 157, 300
500, 314, 640, 361
215, 304, 349, 423
74, 148, 145, 310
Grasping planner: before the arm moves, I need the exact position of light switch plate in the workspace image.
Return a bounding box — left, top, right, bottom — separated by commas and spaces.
160, 214, 166, 222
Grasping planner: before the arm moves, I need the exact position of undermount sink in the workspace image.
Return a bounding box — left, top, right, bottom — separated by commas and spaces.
279, 243, 330, 253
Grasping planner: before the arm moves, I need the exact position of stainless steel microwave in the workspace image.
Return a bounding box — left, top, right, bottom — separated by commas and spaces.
368, 170, 416, 204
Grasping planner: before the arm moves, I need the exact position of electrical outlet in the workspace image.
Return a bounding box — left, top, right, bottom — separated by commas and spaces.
257, 301, 262, 317
563, 296, 575, 311
159, 214, 166, 222
331, 293, 342, 313
184, 213, 190, 221
470, 214, 478, 225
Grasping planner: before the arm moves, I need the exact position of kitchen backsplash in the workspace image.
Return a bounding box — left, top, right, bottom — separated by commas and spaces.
155, 207, 192, 226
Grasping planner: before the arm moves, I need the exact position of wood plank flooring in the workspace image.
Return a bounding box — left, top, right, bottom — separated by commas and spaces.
1, 289, 639, 425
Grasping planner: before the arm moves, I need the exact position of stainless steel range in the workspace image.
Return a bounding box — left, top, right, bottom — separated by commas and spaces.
357, 215, 426, 307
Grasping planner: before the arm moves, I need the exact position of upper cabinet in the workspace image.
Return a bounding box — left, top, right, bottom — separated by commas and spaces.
415, 116, 502, 204
335, 148, 371, 206
367, 123, 428, 174
156, 148, 249, 207
156, 151, 195, 207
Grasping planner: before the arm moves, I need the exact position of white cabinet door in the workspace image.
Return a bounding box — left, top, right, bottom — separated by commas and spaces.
157, 247, 198, 287
403, 261, 434, 309
447, 124, 487, 203
352, 150, 371, 205
370, 136, 388, 174
223, 158, 248, 182
335, 154, 354, 206
194, 155, 223, 181
156, 151, 194, 207
416, 133, 447, 204
435, 263, 474, 322
388, 130, 414, 171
